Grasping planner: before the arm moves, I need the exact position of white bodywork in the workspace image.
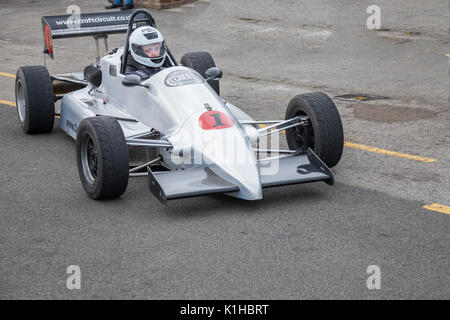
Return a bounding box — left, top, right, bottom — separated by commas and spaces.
61, 48, 263, 200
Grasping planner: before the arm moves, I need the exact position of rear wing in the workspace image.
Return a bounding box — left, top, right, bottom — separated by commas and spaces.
41, 11, 155, 59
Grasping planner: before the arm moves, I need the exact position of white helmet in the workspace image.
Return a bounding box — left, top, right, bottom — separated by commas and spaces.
129, 26, 166, 68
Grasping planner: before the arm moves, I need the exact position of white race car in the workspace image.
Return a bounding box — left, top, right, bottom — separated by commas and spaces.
15, 10, 344, 205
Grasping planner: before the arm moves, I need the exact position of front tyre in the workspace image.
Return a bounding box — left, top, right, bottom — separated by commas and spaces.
285, 92, 344, 168
15, 66, 55, 134
180, 52, 220, 95
76, 116, 129, 200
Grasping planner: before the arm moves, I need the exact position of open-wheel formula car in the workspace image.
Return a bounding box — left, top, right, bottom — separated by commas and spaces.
15, 10, 344, 205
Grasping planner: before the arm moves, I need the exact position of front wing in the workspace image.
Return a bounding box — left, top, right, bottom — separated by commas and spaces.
147, 148, 333, 205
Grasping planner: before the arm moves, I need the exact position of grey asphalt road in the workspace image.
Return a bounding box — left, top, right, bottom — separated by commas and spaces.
0, 0, 449, 299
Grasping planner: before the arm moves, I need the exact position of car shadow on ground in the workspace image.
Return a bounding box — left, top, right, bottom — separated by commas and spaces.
161, 183, 333, 218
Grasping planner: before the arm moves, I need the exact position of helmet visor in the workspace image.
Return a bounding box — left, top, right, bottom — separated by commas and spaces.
132, 42, 166, 60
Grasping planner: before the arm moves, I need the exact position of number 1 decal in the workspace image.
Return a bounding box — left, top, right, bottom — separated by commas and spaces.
198, 111, 234, 130
209, 112, 225, 127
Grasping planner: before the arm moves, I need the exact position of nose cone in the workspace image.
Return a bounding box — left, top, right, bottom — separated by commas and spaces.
166, 106, 262, 200
200, 130, 262, 200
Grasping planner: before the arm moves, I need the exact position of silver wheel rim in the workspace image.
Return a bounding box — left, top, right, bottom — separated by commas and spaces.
16, 80, 26, 123
80, 133, 98, 185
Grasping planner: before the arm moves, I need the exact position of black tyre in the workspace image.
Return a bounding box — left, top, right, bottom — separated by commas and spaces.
76, 116, 129, 200
180, 52, 220, 95
15, 66, 55, 134
285, 92, 344, 168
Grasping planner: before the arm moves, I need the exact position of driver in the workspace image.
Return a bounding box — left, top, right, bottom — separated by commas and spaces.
124, 26, 167, 80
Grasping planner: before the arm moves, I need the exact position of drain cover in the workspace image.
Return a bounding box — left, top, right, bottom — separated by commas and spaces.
334, 94, 389, 101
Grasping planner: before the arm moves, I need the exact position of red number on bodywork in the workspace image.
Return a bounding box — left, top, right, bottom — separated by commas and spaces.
198, 111, 234, 130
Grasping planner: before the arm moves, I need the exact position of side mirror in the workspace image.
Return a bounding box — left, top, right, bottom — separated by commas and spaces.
84, 65, 102, 87
205, 67, 223, 81
122, 74, 145, 87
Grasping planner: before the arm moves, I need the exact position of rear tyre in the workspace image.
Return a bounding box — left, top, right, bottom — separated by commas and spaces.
180, 52, 220, 95
76, 116, 129, 200
285, 92, 344, 168
15, 66, 55, 134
